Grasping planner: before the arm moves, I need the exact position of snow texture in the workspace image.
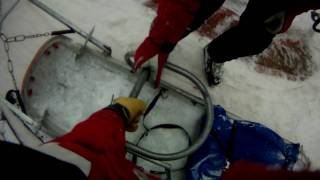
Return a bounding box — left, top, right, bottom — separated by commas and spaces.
0, 0, 320, 174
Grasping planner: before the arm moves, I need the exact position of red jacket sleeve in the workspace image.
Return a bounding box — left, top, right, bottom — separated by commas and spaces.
149, 0, 200, 45
53, 108, 141, 180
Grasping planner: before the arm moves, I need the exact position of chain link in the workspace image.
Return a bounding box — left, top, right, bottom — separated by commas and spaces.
7, 58, 14, 73
0, 33, 7, 41
1, 31, 52, 90
6, 32, 51, 43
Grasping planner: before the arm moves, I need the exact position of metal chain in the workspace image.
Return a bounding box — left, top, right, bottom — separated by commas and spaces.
0, 31, 51, 91
0, 32, 18, 91
5, 32, 51, 43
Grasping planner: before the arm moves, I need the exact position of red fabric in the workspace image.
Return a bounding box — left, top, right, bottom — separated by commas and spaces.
134, 37, 168, 88
149, 0, 199, 45
134, 0, 200, 87
54, 108, 159, 180
222, 160, 320, 180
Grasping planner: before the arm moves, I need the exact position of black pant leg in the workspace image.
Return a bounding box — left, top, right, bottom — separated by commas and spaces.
206, 0, 279, 63
0, 141, 87, 179
207, 24, 275, 63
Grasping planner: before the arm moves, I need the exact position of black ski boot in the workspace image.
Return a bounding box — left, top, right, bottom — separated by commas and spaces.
203, 46, 224, 86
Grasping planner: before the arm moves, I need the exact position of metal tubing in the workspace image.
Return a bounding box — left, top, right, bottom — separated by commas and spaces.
126, 149, 171, 169
129, 68, 151, 98
28, 0, 112, 56
161, 80, 241, 119
0, 95, 42, 147
0, 95, 38, 127
125, 62, 213, 160
29, 0, 214, 161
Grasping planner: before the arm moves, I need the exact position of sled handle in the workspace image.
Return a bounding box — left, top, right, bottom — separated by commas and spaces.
126, 62, 213, 161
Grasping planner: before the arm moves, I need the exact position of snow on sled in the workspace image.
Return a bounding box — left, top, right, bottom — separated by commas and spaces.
20, 35, 214, 176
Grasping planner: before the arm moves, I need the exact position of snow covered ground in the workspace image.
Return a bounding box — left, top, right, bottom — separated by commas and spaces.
1, 0, 320, 172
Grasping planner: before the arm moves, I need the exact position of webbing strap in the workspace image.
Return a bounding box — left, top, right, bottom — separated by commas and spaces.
143, 88, 166, 119
5, 90, 26, 114
133, 123, 192, 179
131, 88, 192, 179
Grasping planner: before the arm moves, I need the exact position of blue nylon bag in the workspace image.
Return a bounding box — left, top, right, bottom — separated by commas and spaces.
186, 106, 300, 180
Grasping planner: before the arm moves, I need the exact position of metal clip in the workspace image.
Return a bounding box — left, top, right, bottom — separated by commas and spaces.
75, 26, 95, 60
0, 33, 7, 41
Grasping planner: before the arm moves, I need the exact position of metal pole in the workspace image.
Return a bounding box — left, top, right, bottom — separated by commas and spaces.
28, 0, 112, 56
126, 149, 171, 169
129, 68, 151, 98
0, 95, 42, 147
0, 95, 37, 127
0, 0, 21, 31
125, 62, 213, 161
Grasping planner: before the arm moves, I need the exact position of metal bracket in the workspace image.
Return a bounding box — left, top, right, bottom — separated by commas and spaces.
75, 25, 95, 59
125, 62, 213, 161
29, 0, 112, 56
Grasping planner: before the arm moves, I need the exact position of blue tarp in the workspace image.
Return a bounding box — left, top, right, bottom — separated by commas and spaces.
186, 106, 300, 180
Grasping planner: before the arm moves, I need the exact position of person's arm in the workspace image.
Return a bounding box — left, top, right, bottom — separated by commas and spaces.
48, 97, 158, 180
134, 0, 201, 87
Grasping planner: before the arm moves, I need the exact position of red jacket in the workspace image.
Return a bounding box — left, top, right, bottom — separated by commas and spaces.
53, 108, 159, 180
148, 0, 200, 46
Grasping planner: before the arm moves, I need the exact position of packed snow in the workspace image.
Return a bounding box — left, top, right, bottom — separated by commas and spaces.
0, 0, 320, 174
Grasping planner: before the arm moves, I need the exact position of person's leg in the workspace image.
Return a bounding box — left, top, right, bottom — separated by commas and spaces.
203, 0, 278, 86
207, 24, 275, 63
204, 24, 275, 86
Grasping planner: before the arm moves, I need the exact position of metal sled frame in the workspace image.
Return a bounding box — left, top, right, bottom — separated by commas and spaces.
0, 0, 214, 170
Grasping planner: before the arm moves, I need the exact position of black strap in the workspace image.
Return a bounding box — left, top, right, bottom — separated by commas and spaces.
5, 90, 27, 114
130, 88, 191, 180
132, 123, 192, 179
142, 88, 167, 130
135, 124, 192, 150
51, 29, 76, 36
143, 88, 167, 119
105, 103, 130, 127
